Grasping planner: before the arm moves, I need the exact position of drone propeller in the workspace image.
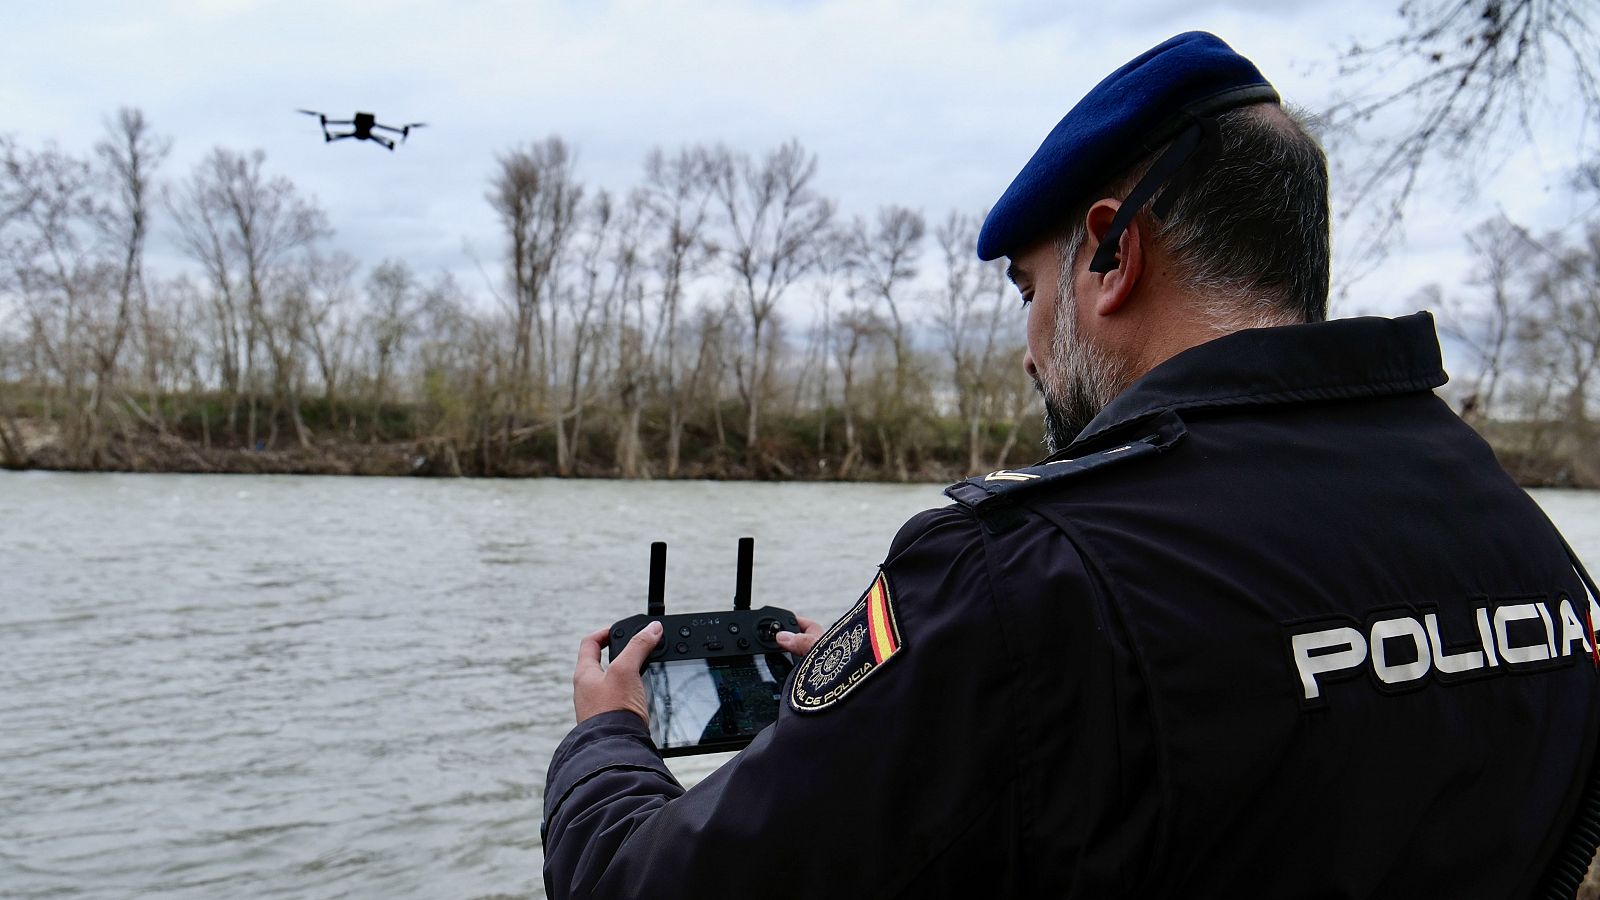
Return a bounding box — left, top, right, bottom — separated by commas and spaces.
296, 108, 326, 118
401, 123, 427, 141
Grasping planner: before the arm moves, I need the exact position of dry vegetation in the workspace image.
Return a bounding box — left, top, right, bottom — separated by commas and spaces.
2, 96, 1596, 486
1428, 211, 1600, 487
0, 115, 1041, 481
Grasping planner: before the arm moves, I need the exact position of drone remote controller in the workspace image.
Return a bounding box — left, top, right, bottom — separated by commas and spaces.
607, 539, 800, 756
607, 538, 801, 668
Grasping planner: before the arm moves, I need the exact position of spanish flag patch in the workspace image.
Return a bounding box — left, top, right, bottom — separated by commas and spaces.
790, 570, 903, 713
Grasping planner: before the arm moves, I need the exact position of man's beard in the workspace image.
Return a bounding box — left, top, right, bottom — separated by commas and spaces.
1034, 285, 1131, 455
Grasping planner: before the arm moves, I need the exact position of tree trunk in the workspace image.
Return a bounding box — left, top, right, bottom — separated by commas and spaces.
0, 412, 27, 469
967, 416, 983, 474
667, 407, 683, 477
744, 318, 763, 451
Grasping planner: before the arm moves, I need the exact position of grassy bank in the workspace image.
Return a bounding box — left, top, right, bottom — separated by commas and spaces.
0, 391, 1042, 483
4, 392, 1593, 488
1473, 419, 1600, 490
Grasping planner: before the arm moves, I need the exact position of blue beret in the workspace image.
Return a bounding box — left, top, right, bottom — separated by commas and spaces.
977, 32, 1279, 261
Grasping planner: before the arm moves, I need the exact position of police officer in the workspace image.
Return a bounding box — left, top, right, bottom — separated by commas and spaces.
542, 32, 1600, 898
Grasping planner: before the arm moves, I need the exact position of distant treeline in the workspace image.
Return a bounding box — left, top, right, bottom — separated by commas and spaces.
0, 109, 1039, 480
1424, 209, 1600, 488
1, 110, 1595, 486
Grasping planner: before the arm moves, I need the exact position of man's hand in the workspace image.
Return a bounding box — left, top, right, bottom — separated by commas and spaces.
573, 621, 662, 725
573, 615, 821, 726
775, 616, 824, 656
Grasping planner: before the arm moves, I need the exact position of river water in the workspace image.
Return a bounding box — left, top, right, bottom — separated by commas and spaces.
2, 472, 1599, 899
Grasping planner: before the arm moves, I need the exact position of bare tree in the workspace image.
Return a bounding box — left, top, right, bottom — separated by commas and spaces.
89, 108, 169, 451
1434, 214, 1539, 420
847, 205, 925, 479
931, 210, 1024, 473
363, 259, 419, 437
1, 142, 107, 459
1428, 199, 1599, 487
830, 304, 878, 479
561, 190, 638, 475
300, 250, 358, 410
259, 271, 314, 449
800, 229, 849, 462
0, 125, 1082, 480
0, 136, 31, 464
413, 273, 506, 475
639, 146, 717, 476
685, 299, 736, 461
1531, 223, 1600, 431
170, 147, 329, 447
708, 139, 833, 457
134, 273, 208, 430
0, 136, 30, 238
487, 138, 581, 418
1328, 0, 1600, 270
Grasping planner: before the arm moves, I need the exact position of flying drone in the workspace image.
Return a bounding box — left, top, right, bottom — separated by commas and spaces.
297, 110, 426, 151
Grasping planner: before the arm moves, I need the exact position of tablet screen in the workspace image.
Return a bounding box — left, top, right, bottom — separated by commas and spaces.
642, 653, 795, 755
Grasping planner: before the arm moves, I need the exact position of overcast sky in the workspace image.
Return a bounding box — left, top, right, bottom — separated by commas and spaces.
5, 0, 1593, 325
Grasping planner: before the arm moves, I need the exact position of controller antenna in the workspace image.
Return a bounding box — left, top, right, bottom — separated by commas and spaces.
734, 537, 754, 611
648, 541, 667, 616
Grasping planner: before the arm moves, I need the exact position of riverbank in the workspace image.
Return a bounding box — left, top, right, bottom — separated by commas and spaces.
4, 412, 1595, 488
0, 414, 1000, 483
1472, 420, 1600, 490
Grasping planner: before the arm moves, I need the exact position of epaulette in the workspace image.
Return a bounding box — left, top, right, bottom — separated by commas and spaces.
944, 411, 1187, 533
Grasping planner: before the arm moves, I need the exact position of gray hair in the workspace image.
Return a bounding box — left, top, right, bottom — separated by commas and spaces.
1037, 227, 1133, 452
1057, 103, 1330, 327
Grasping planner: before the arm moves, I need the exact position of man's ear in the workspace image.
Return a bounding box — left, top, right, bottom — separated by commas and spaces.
1083, 199, 1144, 317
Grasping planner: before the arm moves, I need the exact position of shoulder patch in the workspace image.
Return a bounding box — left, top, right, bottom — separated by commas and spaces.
790, 571, 903, 713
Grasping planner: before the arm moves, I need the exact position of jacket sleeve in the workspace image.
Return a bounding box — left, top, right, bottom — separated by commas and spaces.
540, 506, 1021, 899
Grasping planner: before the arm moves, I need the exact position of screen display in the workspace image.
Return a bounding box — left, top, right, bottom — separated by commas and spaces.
643, 653, 795, 755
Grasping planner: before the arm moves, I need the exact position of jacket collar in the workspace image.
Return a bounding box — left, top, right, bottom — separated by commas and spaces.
1063, 312, 1448, 453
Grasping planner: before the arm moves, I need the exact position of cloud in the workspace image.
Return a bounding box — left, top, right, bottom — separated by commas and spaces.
6, 0, 1589, 331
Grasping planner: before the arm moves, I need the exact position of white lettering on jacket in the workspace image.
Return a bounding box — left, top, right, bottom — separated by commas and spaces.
1291, 600, 1590, 702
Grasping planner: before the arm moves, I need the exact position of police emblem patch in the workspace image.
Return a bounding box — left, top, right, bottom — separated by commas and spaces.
791, 571, 902, 713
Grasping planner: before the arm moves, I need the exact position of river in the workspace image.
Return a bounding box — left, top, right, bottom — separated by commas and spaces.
3, 472, 1599, 898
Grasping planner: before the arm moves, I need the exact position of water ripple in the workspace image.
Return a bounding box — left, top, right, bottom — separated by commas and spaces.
27, 472, 1544, 896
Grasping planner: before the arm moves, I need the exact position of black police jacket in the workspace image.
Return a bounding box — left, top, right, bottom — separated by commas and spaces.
542, 312, 1599, 899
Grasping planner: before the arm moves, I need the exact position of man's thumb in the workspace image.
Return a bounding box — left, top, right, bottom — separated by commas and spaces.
614, 620, 663, 670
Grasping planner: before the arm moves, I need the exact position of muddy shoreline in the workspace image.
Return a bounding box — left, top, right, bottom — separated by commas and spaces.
3, 416, 1593, 489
